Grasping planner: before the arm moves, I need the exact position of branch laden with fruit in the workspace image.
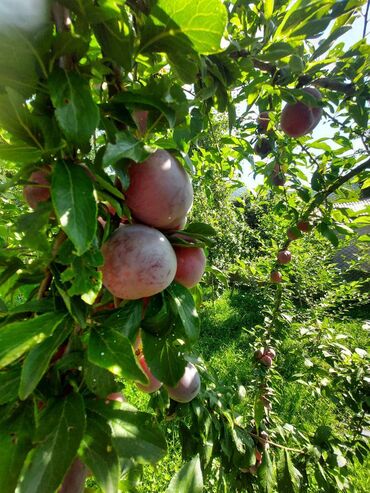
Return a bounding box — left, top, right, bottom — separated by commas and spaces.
0, 0, 369, 492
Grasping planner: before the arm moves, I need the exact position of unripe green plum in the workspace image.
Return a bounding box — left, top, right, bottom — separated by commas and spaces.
280, 87, 322, 137
174, 246, 206, 288
23, 168, 51, 209
277, 249, 292, 264
166, 363, 201, 403
136, 355, 162, 393
101, 224, 177, 299
125, 150, 193, 230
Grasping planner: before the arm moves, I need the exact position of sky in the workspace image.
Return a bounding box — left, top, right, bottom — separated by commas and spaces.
241, 8, 368, 188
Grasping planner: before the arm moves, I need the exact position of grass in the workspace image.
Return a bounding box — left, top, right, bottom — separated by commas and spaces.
85, 287, 369, 492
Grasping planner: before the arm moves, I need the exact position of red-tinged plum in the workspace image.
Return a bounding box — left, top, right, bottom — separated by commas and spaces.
174, 246, 206, 288
277, 249, 292, 265
125, 150, 193, 230
287, 227, 300, 241
166, 362, 201, 403
270, 271, 282, 283
260, 354, 272, 367
105, 392, 126, 403
297, 220, 312, 233
132, 109, 149, 135
257, 111, 270, 133
254, 348, 264, 360
280, 87, 322, 137
23, 168, 51, 209
264, 348, 276, 360
136, 355, 162, 393
101, 224, 177, 299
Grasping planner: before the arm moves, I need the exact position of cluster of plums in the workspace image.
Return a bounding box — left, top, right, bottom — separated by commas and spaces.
23, 147, 205, 404
254, 347, 276, 368
255, 87, 323, 186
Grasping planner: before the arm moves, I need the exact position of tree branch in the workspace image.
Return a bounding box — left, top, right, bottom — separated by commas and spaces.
363, 0, 370, 39
305, 157, 370, 217
52, 2, 73, 69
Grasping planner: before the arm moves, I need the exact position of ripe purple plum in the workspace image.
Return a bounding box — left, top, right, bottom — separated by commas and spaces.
125, 150, 193, 230
270, 271, 282, 283
174, 246, 206, 288
101, 224, 177, 299
280, 87, 322, 137
166, 362, 201, 403
277, 249, 292, 265
23, 168, 51, 209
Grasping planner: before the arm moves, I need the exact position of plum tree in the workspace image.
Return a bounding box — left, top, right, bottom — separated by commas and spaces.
277, 249, 292, 264
280, 87, 322, 137
125, 150, 193, 230
23, 168, 51, 209
270, 271, 282, 283
136, 355, 162, 393
101, 224, 177, 299
174, 246, 206, 288
165, 362, 201, 403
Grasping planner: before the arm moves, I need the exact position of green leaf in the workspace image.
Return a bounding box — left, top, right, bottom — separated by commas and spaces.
88, 401, 167, 465
52, 161, 97, 256
103, 131, 150, 166
98, 300, 143, 341
317, 223, 339, 247
277, 450, 302, 493
261, 42, 295, 61
258, 450, 277, 493
185, 222, 217, 236
0, 144, 42, 164
165, 455, 203, 493
19, 394, 85, 493
0, 367, 21, 404
167, 283, 200, 342
142, 0, 227, 55
141, 331, 187, 386
48, 69, 99, 145
19, 322, 72, 400
0, 88, 43, 148
0, 312, 67, 369
80, 412, 120, 493
84, 360, 118, 398
264, 0, 274, 20
88, 328, 146, 383
0, 405, 35, 493
94, 17, 133, 71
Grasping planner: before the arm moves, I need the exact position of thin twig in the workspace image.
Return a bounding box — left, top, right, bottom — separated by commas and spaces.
363, 0, 370, 39
248, 432, 305, 454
